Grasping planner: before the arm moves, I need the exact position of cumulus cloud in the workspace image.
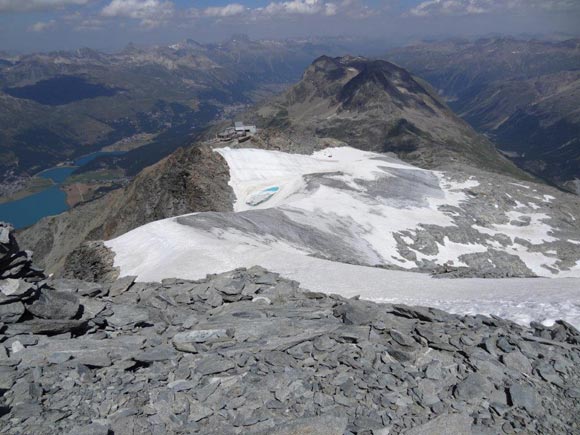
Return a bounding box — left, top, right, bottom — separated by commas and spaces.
0, 0, 91, 12
262, 0, 338, 17
101, 0, 174, 26
203, 3, 246, 18
75, 18, 104, 30
28, 19, 56, 32
408, 0, 580, 17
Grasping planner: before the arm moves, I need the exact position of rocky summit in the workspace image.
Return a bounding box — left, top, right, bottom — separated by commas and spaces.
1, 222, 579, 434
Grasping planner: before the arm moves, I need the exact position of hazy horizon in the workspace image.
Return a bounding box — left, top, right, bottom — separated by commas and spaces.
0, 0, 579, 54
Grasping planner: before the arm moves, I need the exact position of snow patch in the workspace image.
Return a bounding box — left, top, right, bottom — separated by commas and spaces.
106, 146, 580, 327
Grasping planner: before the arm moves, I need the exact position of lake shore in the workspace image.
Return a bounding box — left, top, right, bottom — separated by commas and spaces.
0, 176, 53, 204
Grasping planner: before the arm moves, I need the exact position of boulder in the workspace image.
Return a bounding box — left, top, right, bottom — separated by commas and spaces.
0, 301, 25, 323
26, 289, 80, 320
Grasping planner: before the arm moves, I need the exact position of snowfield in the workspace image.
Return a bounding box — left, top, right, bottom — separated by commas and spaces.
106, 147, 580, 327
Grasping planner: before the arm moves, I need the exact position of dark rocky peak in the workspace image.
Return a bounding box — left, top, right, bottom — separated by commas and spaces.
184, 38, 204, 48
303, 56, 349, 84
338, 59, 433, 109
295, 56, 440, 112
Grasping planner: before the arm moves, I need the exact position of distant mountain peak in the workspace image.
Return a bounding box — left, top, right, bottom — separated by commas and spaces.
255, 55, 528, 178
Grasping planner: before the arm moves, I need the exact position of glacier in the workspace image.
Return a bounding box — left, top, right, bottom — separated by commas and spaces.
106, 147, 580, 327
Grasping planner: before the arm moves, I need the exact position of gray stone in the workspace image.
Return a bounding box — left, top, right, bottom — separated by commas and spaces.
75, 350, 113, 367
189, 402, 213, 422
0, 366, 17, 389
0, 301, 25, 323
537, 364, 563, 387
334, 300, 377, 325
425, 361, 443, 380
454, 374, 493, 402
4, 318, 86, 335
26, 290, 80, 320
508, 383, 540, 414
390, 329, 416, 347
0, 278, 35, 302
66, 423, 110, 435
107, 304, 150, 328
172, 328, 230, 352
501, 350, 532, 374
402, 413, 473, 435
135, 347, 177, 363
168, 379, 196, 391
0, 225, 11, 244
392, 305, 449, 322
264, 415, 348, 435
109, 275, 137, 297
214, 277, 245, 296
195, 356, 235, 375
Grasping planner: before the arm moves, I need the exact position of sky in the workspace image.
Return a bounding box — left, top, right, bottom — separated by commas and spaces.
0, 0, 579, 53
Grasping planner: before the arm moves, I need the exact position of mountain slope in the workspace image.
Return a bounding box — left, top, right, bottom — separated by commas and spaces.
252, 55, 531, 179
0, 37, 370, 191
17, 55, 541, 273
17, 145, 233, 273
106, 146, 580, 281
388, 37, 580, 192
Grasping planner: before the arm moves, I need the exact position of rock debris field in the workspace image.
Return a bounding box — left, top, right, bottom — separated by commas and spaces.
1, 222, 580, 434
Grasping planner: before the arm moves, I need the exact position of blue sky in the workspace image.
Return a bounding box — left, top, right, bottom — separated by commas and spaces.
0, 1, 579, 53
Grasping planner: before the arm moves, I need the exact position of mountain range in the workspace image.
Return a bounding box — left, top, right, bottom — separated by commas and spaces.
16, 56, 580, 282
3, 40, 580, 435
388, 37, 580, 193
0, 36, 379, 192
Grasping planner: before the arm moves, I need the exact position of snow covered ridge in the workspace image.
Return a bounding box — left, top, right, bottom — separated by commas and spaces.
215, 146, 580, 278
105, 146, 580, 327
106, 146, 580, 280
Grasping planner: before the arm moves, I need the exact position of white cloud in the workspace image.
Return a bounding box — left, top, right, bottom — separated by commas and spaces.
0, 0, 91, 12
408, 0, 580, 17
263, 0, 337, 16
203, 3, 246, 18
28, 19, 56, 32
75, 18, 104, 30
101, 0, 174, 26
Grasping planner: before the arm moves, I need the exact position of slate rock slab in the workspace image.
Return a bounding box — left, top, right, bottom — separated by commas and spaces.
174, 328, 229, 345
195, 356, 235, 375
66, 423, 110, 435
0, 301, 25, 323
402, 413, 473, 435
509, 383, 540, 414
454, 373, 493, 402
109, 275, 137, 297
0, 279, 35, 302
107, 304, 150, 328
26, 290, 80, 320
4, 318, 86, 336
258, 415, 349, 435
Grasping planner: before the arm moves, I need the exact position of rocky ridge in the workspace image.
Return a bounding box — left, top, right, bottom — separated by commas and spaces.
387, 37, 580, 193
17, 144, 234, 275
1, 222, 580, 434
252, 55, 529, 180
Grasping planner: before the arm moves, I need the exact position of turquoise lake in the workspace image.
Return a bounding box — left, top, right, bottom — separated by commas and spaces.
0, 151, 124, 229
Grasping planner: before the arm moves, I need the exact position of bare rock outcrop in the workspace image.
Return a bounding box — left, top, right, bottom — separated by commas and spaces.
16, 144, 234, 275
